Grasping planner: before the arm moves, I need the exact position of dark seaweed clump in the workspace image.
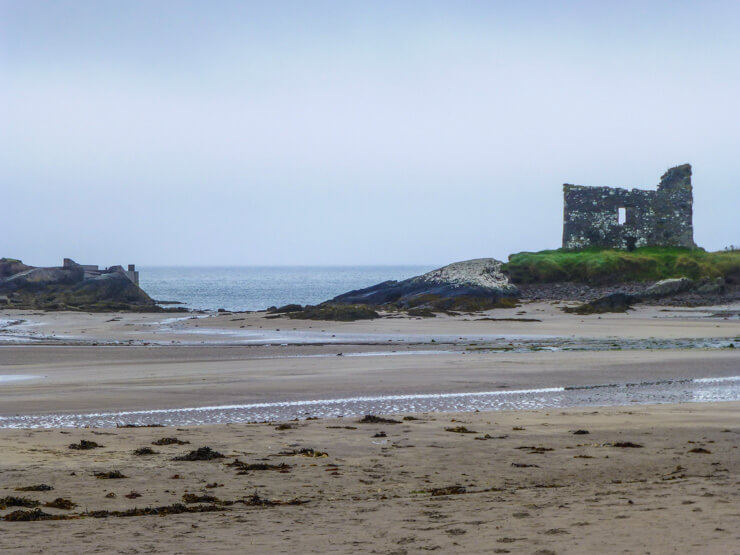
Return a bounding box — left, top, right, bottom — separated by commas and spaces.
172, 446, 225, 461
44, 498, 77, 510
429, 486, 467, 496
182, 493, 220, 504
276, 448, 328, 458
358, 415, 401, 424
242, 491, 308, 507
152, 437, 190, 446
0, 496, 41, 509
69, 440, 102, 450
4, 508, 73, 521
94, 471, 127, 479
445, 426, 477, 434
15, 484, 53, 492
86, 503, 225, 518
226, 459, 291, 474
133, 447, 158, 456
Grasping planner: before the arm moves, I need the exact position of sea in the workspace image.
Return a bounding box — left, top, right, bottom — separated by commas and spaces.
139, 266, 437, 312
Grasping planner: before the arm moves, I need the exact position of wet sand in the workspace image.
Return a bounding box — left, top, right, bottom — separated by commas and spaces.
0, 347, 739, 418
0, 403, 738, 554
2, 301, 739, 346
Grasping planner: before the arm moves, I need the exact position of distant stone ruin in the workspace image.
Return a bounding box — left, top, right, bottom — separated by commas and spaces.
562, 164, 696, 250
63, 258, 139, 285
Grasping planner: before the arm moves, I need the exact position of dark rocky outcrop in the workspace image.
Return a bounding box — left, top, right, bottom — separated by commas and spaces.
0, 258, 33, 279
287, 304, 380, 321
0, 258, 163, 312
330, 258, 519, 312
563, 293, 639, 314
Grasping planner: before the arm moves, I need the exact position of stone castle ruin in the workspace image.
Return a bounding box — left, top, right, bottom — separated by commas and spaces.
63, 258, 139, 286
562, 164, 696, 250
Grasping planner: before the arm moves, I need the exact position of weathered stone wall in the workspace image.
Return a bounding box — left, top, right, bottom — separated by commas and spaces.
562, 164, 695, 250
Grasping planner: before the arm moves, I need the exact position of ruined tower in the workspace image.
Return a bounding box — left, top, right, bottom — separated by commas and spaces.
562, 164, 696, 250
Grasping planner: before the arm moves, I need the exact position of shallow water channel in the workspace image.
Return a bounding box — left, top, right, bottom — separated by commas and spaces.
1, 376, 738, 429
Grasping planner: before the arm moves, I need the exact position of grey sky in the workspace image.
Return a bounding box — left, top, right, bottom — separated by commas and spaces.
2, 1, 738, 266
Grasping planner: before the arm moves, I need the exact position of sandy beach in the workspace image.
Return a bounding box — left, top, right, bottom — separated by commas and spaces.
0, 403, 738, 554
7, 1, 740, 552
1, 302, 738, 553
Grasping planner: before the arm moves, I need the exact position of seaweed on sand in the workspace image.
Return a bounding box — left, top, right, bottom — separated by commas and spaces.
15, 484, 53, 492
358, 415, 401, 424
515, 446, 554, 453
43, 498, 77, 510
152, 437, 190, 446
133, 447, 158, 456
610, 442, 643, 448
94, 471, 127, 479
172, 447, 225, 461
429, 486, 467, 496
182, 493, 220, 504
86, 503, 226, 518
226, 459, 291, 474
4, 508, 74, 521
0, 496, 40, 509
445, 426, 477, 434
69, 440, 102, 450
241, 491, 308, 507
275, 448, 328, 458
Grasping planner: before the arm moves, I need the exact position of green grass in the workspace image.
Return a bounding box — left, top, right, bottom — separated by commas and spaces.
503, 247, 740, 284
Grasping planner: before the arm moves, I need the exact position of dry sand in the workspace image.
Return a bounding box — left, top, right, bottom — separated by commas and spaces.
0, 403, 738, 554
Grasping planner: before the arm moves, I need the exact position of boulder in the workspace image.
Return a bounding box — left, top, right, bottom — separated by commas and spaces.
643, 277, 694, 298
330, 258, 519, 311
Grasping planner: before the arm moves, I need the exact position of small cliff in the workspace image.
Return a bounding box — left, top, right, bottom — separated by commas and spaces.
0, 258, 159, 311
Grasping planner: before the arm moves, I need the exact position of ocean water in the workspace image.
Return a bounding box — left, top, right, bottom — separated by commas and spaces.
139, 266, 436, 312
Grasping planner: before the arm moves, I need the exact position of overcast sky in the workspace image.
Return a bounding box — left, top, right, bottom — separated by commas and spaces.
2, 1, 738, 267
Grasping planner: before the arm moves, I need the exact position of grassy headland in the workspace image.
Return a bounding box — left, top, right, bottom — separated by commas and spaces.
503, 247, 740, 284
